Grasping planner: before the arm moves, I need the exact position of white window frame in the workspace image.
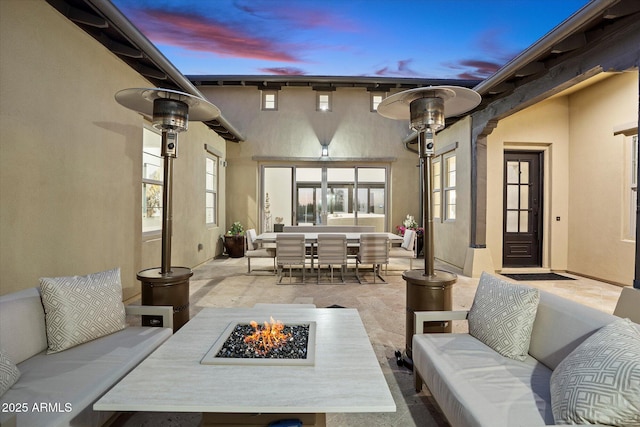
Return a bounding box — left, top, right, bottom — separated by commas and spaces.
432, 158, 442, 220
370, 93, 384, 112
205, 156, 218, 226
262, 90, 278, 111
443, 153, 457, 221
316, 92, 332, 112
205, 144, 222, 227
142, 125, 163, 235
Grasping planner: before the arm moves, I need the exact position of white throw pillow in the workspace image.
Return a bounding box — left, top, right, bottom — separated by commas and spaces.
40, 268, 126, 354
468, 272, 540, 361
0, 348, 20, 397
550, 318, 640, 426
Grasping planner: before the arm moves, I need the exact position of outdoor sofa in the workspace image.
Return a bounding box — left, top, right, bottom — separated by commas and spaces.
0, 268, 173, 427
413, 272, 640, 427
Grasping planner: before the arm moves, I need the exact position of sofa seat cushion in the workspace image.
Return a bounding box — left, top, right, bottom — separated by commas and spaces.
413, 333, 554, 427
0, 326, 171, 427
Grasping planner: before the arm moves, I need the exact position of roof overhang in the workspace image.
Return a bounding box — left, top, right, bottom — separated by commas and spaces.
45, 0, 245, 142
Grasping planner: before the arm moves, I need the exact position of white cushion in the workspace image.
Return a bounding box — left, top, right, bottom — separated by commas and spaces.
247, 229, 259, 250
40, 268, 126, 354
468, 272, 540, 361
413, 333, 554, 426
401, 229, 415, 250
0, 288, 48, 364
550, 318, 640, 426
0, 348, 20, 397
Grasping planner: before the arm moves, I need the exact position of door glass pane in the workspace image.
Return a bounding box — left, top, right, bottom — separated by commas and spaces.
356, 188, 368, 213
507, 161, 519, 184
298, 188, 316, 224
520, 185, 529, 210
357, 167, 386, 231
507, 185, 519, 209
520, 161, 529, 184
370, 188, 385, 214
520, 211, 529, 232
506, 211, 518, 232
264, 167, 293, 229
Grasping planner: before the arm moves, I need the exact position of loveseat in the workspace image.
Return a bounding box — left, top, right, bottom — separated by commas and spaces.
0, 269, 173, 427
413, 272, 640, 427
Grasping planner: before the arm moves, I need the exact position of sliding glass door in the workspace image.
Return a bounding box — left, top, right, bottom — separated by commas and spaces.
261, 165, 388, 231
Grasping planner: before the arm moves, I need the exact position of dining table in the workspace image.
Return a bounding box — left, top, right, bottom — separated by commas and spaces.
255, 231, 403, 272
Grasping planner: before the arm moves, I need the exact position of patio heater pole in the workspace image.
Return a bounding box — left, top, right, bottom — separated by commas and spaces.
115, 88, 220, 331
377, 86, 480, 364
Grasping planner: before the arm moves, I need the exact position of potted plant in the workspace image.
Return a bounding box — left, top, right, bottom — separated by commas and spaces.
224, 221, 245, 258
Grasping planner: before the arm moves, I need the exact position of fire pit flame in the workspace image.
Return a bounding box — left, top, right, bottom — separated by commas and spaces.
244, 317, 292, 355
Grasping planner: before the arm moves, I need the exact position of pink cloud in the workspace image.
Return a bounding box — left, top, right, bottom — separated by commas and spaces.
132, 9, 301, 62
374, 59, 420, 77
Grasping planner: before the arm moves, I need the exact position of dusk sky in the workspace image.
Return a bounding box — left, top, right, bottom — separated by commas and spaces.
111, 0, 589, 79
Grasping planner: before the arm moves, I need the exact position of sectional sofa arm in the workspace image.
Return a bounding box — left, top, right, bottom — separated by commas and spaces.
414, 310, 469, 335
125, 305, 174, 330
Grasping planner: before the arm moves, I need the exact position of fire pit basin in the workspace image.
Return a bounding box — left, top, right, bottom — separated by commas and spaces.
201, 320, 316, 366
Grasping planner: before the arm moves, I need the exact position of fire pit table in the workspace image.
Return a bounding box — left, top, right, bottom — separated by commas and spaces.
93, 307, 395, 426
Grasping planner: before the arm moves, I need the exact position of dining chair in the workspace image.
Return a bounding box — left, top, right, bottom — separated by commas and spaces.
316, 234, 348, 284
276, 233, 306, 283
388, 229, 416, 272
356, 233, 389, 283
245, 229, 276, 273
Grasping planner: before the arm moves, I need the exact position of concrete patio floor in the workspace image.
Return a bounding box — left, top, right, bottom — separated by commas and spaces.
114, 256, 624, 427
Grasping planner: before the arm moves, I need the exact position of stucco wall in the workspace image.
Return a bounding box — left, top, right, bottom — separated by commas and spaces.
486, 96, 571, 272
0, 0, 226, 298
485, 72, 637, 285
433, 117, 473, 269
200, 86, 420, 234
567, 72, 637, 285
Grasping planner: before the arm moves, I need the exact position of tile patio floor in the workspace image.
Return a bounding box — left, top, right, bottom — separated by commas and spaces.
115, 256, 624, 427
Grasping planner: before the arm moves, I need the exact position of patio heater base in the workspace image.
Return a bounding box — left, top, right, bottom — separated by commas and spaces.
138, 267, 192, 332
402, 269, 455, 360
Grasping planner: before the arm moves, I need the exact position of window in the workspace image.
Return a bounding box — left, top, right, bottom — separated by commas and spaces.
431, 151, 456, 221
262, 91, 278, 110
263, 166, 388, 231
317, 92, 332, 111
444, 155, 456, 220
142, 126, 163, 233
370, 93, 384, 112
432, 159, 441, 220
205, 156, 218, 226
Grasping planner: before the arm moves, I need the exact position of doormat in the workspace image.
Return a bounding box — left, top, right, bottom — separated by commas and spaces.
502, 273, 575, 281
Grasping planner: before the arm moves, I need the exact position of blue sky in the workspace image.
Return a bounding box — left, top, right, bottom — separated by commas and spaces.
111, 0, 589, 79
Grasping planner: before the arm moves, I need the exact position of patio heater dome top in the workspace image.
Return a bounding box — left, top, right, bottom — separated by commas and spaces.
115, 88, 220, 127
376, 86, 481, 121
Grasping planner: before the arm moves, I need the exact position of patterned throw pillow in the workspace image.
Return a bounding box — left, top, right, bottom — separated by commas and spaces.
0, 348, 20, 397
40, 268, 126, 354
468, 272, 540, 361
550, 318, 640, 426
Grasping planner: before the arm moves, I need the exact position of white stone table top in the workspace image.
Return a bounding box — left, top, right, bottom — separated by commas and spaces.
94, 307, 396, 414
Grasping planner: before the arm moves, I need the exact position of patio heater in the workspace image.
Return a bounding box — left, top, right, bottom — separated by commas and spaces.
115, 88, 220, 331
377, 86, 480, 362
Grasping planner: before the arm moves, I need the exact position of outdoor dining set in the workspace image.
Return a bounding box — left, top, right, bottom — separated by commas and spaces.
243, 226, 418, 284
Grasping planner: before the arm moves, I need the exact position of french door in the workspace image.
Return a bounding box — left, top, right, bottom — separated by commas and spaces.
503, 152, 543, 267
